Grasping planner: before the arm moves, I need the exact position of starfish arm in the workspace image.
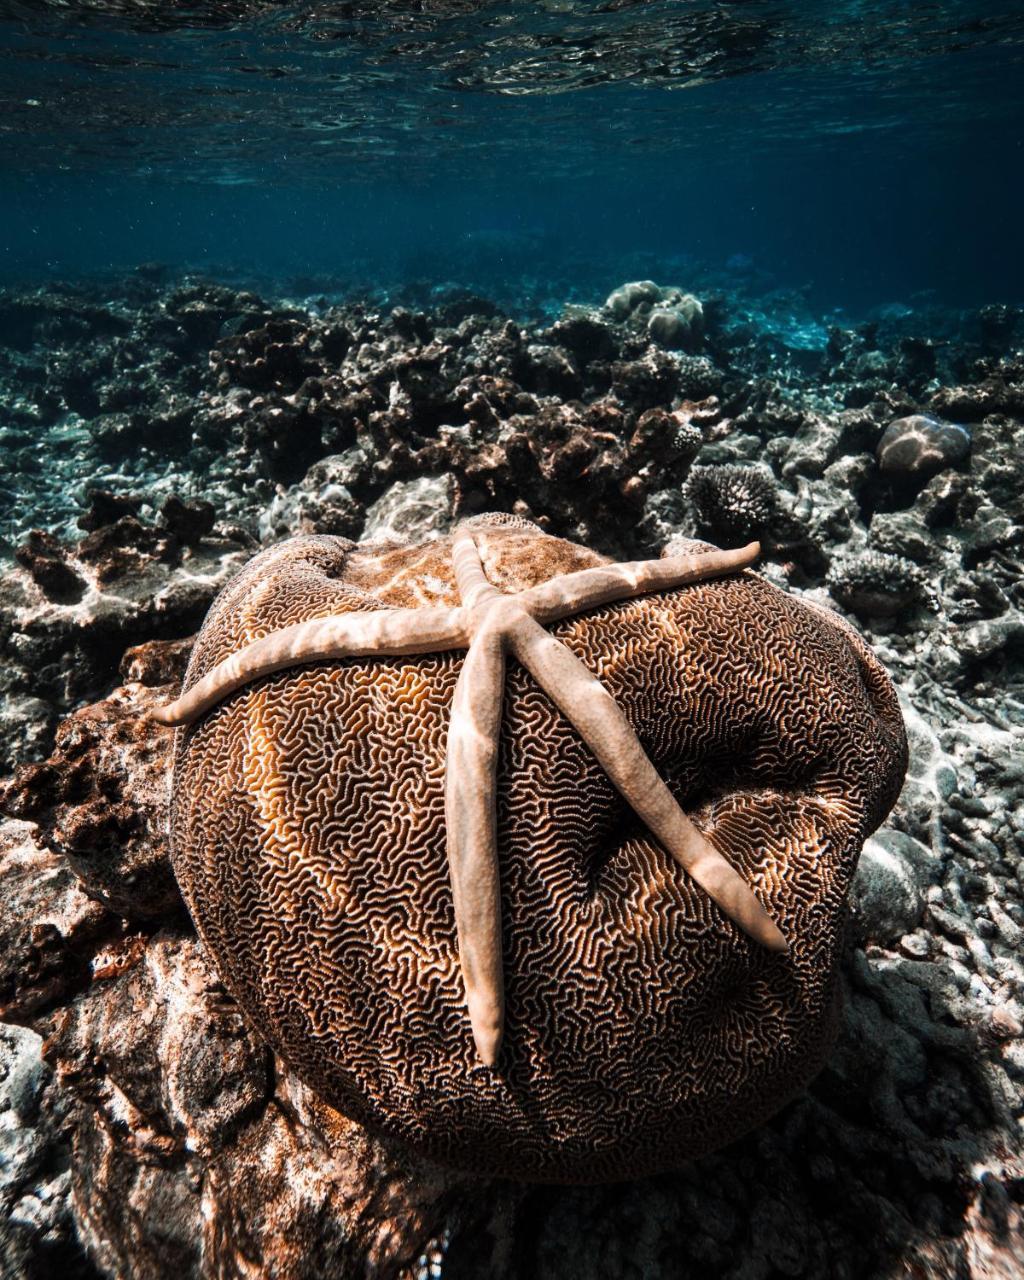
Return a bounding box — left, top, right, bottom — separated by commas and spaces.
152, 607, 469, 728
519, 542, 760, 625
445, 625, 507, 1066
452, 528, 502, 610
508, 615, 788, 954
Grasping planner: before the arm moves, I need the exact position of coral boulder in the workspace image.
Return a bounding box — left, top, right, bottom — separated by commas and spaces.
165, 520, 907, 1182
876, 413, 971, 477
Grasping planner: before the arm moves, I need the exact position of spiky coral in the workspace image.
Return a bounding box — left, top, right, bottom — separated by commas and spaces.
684, 464, 779, 542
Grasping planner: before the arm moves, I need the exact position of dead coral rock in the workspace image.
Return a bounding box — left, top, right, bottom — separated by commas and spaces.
260, 451, 368, 541
949, 609, 1024, 664
628, 407, 703, 467
77, 488, 142, 533
76, 515, 178, 586
38, 922, 466, 1280
46, 927, 270, 1278
0, 1021, 88, 1280
361, 474, 456, 544
160, 495, 217, 547
0, 820, 115, 1022
0, 682, 180, 918
14, 530, 86, 604
849, 827, 935, 945
49, 928, 270, 1161
544, 311, 617, 365
0, 693, 55, 771
609, 346, 681, 411
119, 637, 194, 688
930, 376, 1024, 421
202, 1085, 465, 1280
0, 523, 251, 774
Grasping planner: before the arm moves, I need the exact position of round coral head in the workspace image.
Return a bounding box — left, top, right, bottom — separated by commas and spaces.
168, 518, 907, 1182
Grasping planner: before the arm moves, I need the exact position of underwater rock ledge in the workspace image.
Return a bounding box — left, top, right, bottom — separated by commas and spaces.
0, 273, 1022, 1278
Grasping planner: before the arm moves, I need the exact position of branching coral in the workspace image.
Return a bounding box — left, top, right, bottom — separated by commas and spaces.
683, 463, 780, 542
827, 550, 928, 619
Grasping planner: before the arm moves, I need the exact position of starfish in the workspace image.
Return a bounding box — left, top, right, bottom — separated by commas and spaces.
154, 528, 787, 1065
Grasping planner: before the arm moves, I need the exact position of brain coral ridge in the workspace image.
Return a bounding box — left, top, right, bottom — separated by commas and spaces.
159, 514, 907, 1182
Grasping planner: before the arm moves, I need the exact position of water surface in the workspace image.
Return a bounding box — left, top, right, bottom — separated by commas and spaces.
1, 0, 1022, 310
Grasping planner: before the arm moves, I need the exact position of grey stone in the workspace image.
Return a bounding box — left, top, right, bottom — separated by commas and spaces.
877, 414, 971, 476
361, 474, 456, 544
869, 511, 936, 563
0, 1022, 79, 1280
259, 450, 368, 541
951, 610, 1024, 661
850, 828, 934, 944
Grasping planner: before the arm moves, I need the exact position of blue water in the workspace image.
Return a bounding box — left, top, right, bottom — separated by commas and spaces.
2, 1, 1024, 311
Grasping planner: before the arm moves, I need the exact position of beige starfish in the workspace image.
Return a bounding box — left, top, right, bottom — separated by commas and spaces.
154, 529, 787, 1065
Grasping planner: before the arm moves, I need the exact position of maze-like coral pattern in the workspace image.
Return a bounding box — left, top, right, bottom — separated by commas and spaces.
170, 522, 906, 1182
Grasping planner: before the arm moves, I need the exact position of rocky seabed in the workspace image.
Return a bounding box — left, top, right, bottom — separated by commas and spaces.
0, 272, 1022, 1278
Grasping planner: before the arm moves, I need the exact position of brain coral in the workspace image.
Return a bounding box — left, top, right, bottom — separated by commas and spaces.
164, 515, 906, 1182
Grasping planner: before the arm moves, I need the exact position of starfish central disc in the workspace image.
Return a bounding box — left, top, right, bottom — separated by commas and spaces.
154, 528, 786, 1065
